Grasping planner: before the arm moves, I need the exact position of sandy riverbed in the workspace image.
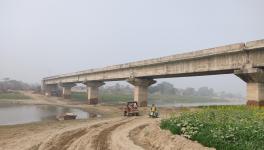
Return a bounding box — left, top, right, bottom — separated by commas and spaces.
0, 92, 214, 150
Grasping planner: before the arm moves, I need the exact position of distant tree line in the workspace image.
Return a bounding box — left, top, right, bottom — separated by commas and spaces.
149, 82, 216, 97
149, 82, 243, 99
100, 83, 132, 94
0, 78, 40, 93
99, 81, 243, 100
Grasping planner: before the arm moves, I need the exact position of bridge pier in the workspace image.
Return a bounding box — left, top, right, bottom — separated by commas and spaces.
127, 78, 156, 107
43, 84, 59, 96
235, 68, 264, 106
60, 83, 76, 99
84, 81, 105, 105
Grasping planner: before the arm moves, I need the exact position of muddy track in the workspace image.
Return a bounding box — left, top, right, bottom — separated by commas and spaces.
35, 120, 110, 150
92, 119, 134, 150
29, 128, 88, 150
33, 118, 136, 150
129, 124, 151, 149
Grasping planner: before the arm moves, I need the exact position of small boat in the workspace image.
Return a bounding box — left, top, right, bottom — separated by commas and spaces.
56, 113, 77, 121
63, 113, 77, 120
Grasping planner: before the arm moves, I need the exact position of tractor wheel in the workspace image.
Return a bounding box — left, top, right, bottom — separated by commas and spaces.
124, 111, 127, 116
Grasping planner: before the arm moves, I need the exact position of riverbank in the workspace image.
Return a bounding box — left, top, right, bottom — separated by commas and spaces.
0, 91, 214, 150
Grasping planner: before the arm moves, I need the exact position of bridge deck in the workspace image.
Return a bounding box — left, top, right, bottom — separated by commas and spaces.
43, 39, 264, 84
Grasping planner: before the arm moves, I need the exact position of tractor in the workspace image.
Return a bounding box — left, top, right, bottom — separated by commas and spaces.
123, 101, 139, 116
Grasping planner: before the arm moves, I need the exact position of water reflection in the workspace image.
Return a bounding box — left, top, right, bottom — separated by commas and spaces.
0, 104, 95, 125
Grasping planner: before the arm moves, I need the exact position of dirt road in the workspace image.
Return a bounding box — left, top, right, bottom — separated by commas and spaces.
0, 92, 214, 150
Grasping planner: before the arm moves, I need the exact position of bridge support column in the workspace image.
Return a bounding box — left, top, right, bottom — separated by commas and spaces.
43, 84, 59, 96
60, 83, 76, 99
235, 68, 264, 106
84, 81, 105, 105
127, 78, 156, 107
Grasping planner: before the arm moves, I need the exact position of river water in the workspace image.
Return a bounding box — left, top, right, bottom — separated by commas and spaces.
0, 103, 95, 125
0, 101, 246, 125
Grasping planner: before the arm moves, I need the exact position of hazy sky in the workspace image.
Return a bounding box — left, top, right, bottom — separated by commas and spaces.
1, 0, 264, 95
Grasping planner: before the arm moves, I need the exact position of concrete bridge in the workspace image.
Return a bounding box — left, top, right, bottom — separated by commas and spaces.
42, 39, 264, 107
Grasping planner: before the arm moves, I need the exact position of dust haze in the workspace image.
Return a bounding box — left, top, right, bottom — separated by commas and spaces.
1, 0, 264, 95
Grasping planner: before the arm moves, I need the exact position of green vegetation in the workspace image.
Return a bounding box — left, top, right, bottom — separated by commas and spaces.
160, 106, 264, 150
0, 92, 31, 99
71, 91, 228, 104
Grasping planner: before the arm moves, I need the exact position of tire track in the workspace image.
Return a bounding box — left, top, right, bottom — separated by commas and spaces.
109, 117, 152, 150
34, 118, 132, 150
92, 118, 134, 150
129, 124, 151, 149
36, 120, 113, 150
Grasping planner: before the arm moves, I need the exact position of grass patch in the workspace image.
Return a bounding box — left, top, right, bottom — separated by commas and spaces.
160, 106, 264, 150
0, 92, 31, 99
